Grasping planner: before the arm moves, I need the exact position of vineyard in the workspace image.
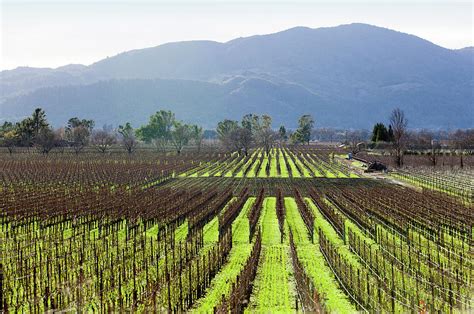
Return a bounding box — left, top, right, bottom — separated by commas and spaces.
390, 168, 473, 202
1, 147, 472, 313
180, 148, 358, 179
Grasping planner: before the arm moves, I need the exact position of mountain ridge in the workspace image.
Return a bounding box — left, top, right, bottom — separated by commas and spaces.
1, 23, 472, 129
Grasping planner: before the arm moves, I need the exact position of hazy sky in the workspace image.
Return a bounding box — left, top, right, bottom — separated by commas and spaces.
1, 0, 472, 70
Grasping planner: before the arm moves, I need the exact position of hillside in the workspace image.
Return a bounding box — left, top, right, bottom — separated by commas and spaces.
1, 23, 472, 128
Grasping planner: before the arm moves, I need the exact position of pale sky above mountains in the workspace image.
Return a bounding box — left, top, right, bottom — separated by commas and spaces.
1, 0, 472, 70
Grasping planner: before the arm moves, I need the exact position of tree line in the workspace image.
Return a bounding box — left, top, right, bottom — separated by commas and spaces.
309, 108, 472, 168
0, 108, 315, 155
216, 114, 314, 156
1, 107, 471, 166
0, 109, 122, 154
366, 108, 473, 167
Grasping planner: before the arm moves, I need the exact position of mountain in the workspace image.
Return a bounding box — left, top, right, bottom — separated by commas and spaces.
1, 78, 335, 128
456, 47, 474, 60
1, 23, 473, 128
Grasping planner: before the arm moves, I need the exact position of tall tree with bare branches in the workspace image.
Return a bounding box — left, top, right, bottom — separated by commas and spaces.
389, 108, 408, 167
449, 129, 474, 168
118, 122, 138, 154
253, 114, 275, 156
92, 129, 116, 153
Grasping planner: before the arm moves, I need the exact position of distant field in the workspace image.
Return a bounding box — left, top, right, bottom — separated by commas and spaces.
180, 147, 358, 179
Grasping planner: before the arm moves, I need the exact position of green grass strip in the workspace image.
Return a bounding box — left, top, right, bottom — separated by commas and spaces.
261, 197, 281, 245
246, 159, 261, 178
285, 197, 356, 313
192, 198, 256, 312
203, 216, 219, 244
304, 154, 323, 177
174, 220, 188, 243
203, 197, 238, 244
291, 152, 312, 178
232, 197, 255, 244
246, 197, 297, 313
284, 154, 301, 178
279, 155, 289, 178
269, 150, 279, 177
258, 157, 268, 178
305, 198, 362, 268
235, 151, 259, 177
285, 197, 311, 245
246, 246, 297, 313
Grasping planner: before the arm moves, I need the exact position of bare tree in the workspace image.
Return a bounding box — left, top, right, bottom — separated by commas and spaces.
191, 125, 204, 153
254, 115, 275, 155
259, 128, 276, 155
170, 122, 191, 155
69, 126, 91, 154
35, 128, 58, 154
92, 130, 116, 153
415, 130, 441, 167
54, 127, 68, 153
118, 122, 138, 154
449, 129, 474, 168
216, 119, 240, 152
66, 118, 94, 154
346, 130, 365, 154
229, 127, 253, 156
216, 119, 254, 155
313, 127, 336, 143
389, 108, 408, 167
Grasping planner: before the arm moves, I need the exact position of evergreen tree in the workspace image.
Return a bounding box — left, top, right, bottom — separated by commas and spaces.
278, 125, 287, 142
371, 123, 389, 142
388, 125, 395, 142
294, 115, 314, 145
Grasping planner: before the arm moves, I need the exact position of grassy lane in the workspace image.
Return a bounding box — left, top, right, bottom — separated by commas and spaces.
235, 151, 258, 178
303, 154, 323, 177
288, 151, 312, 178
269, 150, 279, 177
258, 156, 269, 178
246, 197, 297, 313
279, 153, 289, 178
174, 220, 188, 243
249, 246, 295, 312
232, 197, 255, 243
203, 197, 237, 244
216, 153, 242, 177
225, 154, 249, 177
285, 198, 356, 313
261, 198, 281, 245
305, 198, 362, 267
284, 153, 301, 178
178, 160, 211, 178
308, 155, 338, 178
203, 215, 219, 244
246, 158, 261, 178
192, 198, 256, 312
